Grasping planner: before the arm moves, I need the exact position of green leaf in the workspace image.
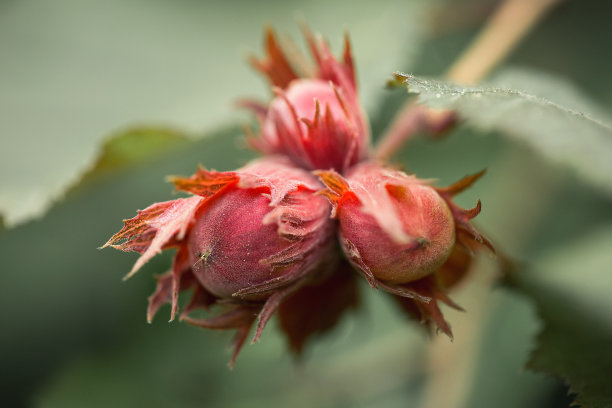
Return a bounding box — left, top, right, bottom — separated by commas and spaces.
490, 68, 612, 120
71, 127, 190, 189
396, 72, 612, 198
86, 127, 189, 171
510, 226, 612, 408
461, 289, 558, 408
0, 125, 189, 229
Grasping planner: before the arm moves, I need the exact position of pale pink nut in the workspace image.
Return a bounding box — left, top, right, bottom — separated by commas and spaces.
245, 28, 370, 173
317, 162, 456, 285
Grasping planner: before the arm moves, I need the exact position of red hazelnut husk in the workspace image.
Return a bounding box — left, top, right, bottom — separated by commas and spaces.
316, 162, 493, 337
243, 27, 370, 173
103, 156, 353, 366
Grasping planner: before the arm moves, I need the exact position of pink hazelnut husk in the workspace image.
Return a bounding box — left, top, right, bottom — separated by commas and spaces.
318, 162, 456, 285
104, 156, 337, 365
187, 177, 331, 300
317, 163, 493, 338
244, 27, 370, 173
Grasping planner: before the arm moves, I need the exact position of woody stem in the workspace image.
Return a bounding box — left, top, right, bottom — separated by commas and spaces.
374, 0, 560, 161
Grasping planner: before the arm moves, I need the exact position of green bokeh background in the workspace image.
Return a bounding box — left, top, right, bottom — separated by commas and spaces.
1, 1, 611, 407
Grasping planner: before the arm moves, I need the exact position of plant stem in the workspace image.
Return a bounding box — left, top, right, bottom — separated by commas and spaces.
446, 0, 559, 84
374, 0, 560, 161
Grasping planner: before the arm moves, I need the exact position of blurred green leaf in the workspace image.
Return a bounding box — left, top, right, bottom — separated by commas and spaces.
397, 73, 612, 198
462, 289, 557, 408
489, 68, 612, 120
510, 226, 612, 408
86, 127, 189, 172
70, 127, 190, 191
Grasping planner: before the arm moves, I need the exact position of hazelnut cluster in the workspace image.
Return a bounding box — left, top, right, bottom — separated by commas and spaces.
104, 27, 491, 366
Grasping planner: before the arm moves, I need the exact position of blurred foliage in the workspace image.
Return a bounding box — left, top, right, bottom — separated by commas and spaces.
512, 227, 612, 408
400, 71, 612, 197
82, 128, 190, 175
2, 0, 612, 408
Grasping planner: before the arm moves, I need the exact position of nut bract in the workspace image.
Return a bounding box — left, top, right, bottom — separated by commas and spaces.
103, 156, 343, 366
186, 158, 333, 300
317, 163, 492, 337
245, 28, 370, 173
332, 162, 456, 284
